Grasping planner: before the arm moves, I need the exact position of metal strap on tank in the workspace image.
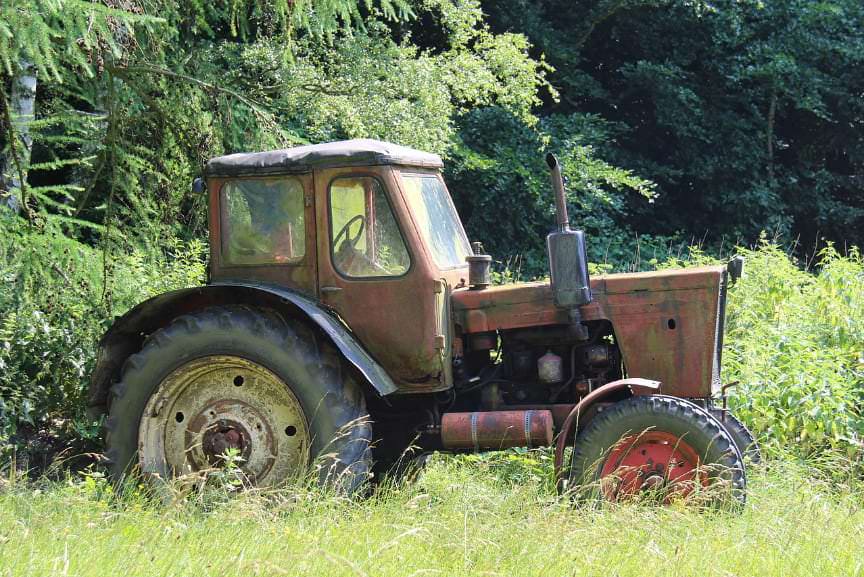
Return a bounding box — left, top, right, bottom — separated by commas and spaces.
524, 410, 533, 449
470, 412, 479, 452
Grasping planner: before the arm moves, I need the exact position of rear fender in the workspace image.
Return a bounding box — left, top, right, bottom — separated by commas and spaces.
87, 282, 398, 417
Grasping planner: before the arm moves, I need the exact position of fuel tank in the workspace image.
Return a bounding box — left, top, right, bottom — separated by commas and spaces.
451, 266, 729, 399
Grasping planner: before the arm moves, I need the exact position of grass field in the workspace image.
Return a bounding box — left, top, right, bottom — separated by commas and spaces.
1, 454, 862, 577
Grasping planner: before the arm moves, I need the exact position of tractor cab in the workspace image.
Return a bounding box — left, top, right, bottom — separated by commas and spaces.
205, 140, 470, 390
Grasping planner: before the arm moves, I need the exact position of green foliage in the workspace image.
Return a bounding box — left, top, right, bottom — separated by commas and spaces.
173, 0, 413, 46
660, 240, 864, 459
448, 107, 656, 277
0, 214, 206, 454
721, 241, 864, 457
0, 0, 160, 81
2, 0, 549, 242
483, 0, 864, 252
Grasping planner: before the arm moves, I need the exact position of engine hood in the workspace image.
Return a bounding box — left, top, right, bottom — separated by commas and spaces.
451, 265, 726, 333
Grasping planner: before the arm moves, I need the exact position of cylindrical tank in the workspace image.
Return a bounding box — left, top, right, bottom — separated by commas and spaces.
441, 410, 554, 451
537, 350, 563, 383
466, 241, 492, 290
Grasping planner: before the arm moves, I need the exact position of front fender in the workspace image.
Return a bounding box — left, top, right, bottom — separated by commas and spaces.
552, 378, 661, 490
87, 283, 398, 417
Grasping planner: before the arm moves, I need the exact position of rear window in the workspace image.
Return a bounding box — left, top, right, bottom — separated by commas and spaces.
221, 177, 305, 265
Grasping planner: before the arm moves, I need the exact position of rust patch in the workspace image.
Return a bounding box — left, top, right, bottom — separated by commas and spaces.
441, 410, 554, 450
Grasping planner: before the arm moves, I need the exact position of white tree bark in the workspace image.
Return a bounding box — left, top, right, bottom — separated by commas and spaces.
2, 60, 37, 211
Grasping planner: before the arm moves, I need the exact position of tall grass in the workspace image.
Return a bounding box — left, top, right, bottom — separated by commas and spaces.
0, 455, 862, 577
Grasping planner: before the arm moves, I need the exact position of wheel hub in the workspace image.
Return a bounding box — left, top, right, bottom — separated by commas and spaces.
600, 430, 704, 501
138, 355, 310, 486
201, 420, 249, 464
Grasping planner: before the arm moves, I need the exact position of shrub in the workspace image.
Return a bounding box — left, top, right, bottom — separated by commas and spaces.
0, 214, 206, 465
721, 241, 864, 458
662, 240, 864, 458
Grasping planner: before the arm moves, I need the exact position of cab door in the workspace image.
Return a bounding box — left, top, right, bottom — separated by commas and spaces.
314, 166, 446, 391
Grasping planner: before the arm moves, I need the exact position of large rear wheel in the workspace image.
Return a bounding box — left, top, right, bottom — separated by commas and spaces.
105, 306, 371, 491
569, 395, 746, 505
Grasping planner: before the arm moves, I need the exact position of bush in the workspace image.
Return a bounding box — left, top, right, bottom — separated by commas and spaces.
661, 240, 864, 459
721, 241, 864, 458
0, 214, 206, 465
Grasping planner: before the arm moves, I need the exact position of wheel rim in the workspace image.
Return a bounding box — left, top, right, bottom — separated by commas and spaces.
599, 430, 706, 501
139, 355, 310, 486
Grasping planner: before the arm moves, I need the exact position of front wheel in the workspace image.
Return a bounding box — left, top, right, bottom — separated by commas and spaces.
709, 408, 762, 465
104, 306, 371, 491
569, 395, 746, 506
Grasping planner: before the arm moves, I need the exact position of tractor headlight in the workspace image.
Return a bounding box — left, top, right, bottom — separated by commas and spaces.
727, 256, 744, 283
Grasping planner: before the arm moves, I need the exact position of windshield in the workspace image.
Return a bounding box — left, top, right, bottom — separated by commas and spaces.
400, 173, 471, 269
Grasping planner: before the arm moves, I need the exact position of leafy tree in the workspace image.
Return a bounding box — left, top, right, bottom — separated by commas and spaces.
448, 107, 657, 276
0, 0, 159, 219
482, 0, 864, 253
0, 0, 416, 229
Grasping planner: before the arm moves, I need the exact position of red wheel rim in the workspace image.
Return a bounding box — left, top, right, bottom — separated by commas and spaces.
599, 431, 706, 501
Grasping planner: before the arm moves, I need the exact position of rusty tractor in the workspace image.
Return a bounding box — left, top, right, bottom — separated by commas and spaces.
89, 139, 757, 502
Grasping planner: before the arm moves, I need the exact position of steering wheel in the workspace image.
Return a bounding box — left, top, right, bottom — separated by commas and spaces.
333, 214, 366, 251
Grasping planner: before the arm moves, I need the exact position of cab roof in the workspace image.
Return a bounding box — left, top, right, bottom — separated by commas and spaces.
204, 139, 444, 177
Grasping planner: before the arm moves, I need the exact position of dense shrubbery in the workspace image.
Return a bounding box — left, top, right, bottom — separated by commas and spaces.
722, 243, 864, 457
660, 240, 864, 459
0, 215, 205, 463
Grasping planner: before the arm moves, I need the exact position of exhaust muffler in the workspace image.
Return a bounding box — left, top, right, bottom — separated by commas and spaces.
546, 153, 592, 339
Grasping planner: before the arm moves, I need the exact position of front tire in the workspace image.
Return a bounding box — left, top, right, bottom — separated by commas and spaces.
709, 408, 762, 465
104, 306, 371, 491
569, 395, 746, 505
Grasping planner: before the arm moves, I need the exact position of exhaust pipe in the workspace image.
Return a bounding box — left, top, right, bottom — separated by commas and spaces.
545, 153, 591, 339
548, 153, 570, 230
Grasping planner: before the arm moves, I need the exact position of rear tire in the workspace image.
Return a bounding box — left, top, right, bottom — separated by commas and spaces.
104, 306, 371, 492
569, 395, 746, 506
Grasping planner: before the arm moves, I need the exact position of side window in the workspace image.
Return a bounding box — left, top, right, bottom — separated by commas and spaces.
329, 177, 410, 278
221, 177, 305, 265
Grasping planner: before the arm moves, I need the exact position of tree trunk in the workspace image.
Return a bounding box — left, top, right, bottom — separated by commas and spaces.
1, 60, 37, 212
767, 87, 776, 185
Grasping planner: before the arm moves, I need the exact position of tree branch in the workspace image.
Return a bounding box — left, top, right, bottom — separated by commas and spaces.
113, 63, 269, 115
